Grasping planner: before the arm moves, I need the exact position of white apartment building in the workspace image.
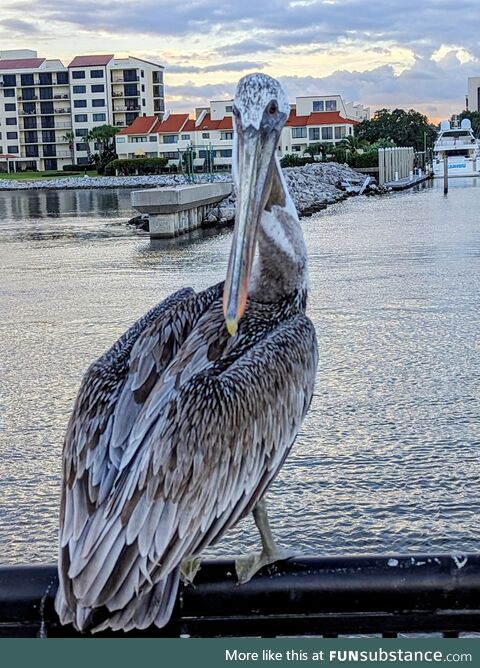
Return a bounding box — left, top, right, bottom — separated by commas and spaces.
0, 49, 164, 171
466, 77, 480, 112
115, 94, 366, 168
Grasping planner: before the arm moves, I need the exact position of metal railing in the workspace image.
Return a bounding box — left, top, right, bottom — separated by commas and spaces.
1, 554, 479, 638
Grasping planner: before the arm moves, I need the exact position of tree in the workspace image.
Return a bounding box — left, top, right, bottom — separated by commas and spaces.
87, 124, 120, 173
337, 135, 370, 159
62, 131, 76, 164
355, 108, 437, 151
456, 110, 480, 137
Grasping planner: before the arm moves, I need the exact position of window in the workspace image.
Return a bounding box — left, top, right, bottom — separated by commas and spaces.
124, 84, 138, 97
163, 134, 178, 144
148, 135, 158, 141
325, 99, 337, 111
141, 70, 144, 77
90, 69, 104, 78
25, 146, 38, 157
43, 145, 56, 157
322, 127, 333, 140
226, 105, 233, 112
56, 72, 69, 85
76, 142, 88, 151
153, 71, 163, 84
77, 157, 90, 164
73, 85, 86, 94
22, 88, 36, 101
4, 89, 15, 98
72, 70, 86, 79
75, 129, 88, 137
349, 126, 352, 135
292, 145, 302, 152
202, 132, 210, 139
220, 131, 233, 140
219, 149, 232, 157
334, 126, 346, 140
141, 84, 145, 92
24, 117, 37, 129
40, 102, 54, 114
74, 114, 88, 122
291, 127, 307, 138
3, 75, 16, 87
74, 100, 87, 108
181, 134, 190, 140
116, 137, 126, 143
309, 128, 320, 141
161, 151, 178, 159
39, 72, 52, 86
6, 118, 17, 126
7, 145, 19, 153
312, 100, 324, 112
23, 102, 35, 114
39, 88, 53, 100
6, 131, 18, 140
42, 131, 56, 143
92, 113, 106, 122
142, 99, 145, 106
20, 74, 34, 86
92, 99, 105, 107
41, 117, 54, 128
131, 137, 147, 143
91, 84, 104, 93
24, 131, 38, 143
4, 103, 16, 112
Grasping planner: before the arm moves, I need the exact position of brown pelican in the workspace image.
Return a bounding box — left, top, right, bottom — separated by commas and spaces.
55, 73, 318, 633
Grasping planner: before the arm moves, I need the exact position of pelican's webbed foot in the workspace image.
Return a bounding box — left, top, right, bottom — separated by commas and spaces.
235, 498, 295, 584
180, 556, 202, 586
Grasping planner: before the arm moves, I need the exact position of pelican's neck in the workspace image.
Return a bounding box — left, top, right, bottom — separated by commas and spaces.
248, 161, 308, 303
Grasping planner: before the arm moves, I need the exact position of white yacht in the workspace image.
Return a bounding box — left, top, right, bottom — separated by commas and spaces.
433, 119, 480, 177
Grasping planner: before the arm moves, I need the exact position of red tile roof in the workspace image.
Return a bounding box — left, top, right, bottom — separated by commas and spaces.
182, 119, 197, 132
155, 113, 189, 133
286, 110, 358, 126
117, 116, 159, 135
217, 116, 233, 130
0, 58, 45, 70
68, 54, 113, 67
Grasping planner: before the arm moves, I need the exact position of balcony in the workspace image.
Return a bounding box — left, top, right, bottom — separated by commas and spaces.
112, 75, 139, 83
54, 108, 71, 114
53, 94, 69, 100
113, 106, 140, 112
17, 95, 38, 101
55, 122, 72, 129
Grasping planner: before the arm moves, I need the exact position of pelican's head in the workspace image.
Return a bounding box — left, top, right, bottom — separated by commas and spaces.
223, 73, 290, 336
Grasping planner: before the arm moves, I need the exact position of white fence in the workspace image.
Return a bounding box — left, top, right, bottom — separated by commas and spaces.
378, 147, 414, 185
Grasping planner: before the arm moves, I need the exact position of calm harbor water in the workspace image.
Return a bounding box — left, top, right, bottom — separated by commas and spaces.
0, 179, 479, 565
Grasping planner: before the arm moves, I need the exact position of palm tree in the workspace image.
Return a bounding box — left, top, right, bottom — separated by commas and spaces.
62, 131, 76, 165
337, 135, 370, 159
87, 124, 120, 172
303, 142, 334, 161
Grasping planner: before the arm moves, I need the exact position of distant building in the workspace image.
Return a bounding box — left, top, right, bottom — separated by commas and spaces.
115, 93, 367, 168
0, 49, 164, 171
466, 77, 480, 112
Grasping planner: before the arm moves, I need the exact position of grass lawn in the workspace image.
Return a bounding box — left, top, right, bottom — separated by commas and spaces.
0, 170, 98, 181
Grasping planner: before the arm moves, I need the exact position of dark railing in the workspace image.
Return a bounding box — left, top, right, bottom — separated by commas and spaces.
1, 554, 480, 638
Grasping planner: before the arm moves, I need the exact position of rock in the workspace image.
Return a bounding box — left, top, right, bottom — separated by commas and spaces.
127, 214, 149, 231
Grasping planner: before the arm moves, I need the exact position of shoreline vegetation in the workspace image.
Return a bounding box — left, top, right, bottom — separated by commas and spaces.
0, 163, 387, 221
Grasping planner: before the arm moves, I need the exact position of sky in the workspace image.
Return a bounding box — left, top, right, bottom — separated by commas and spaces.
0, 0, 479, 122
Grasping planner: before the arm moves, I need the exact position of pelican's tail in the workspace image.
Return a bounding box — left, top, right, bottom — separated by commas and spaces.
54, 567, 180, 634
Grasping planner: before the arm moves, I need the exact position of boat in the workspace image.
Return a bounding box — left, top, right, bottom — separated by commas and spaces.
433, 118, 480, 177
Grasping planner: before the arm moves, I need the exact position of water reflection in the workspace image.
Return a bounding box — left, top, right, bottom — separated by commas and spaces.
0, 179, 479, 565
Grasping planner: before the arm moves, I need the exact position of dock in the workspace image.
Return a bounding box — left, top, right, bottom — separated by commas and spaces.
1, 553, 480, 637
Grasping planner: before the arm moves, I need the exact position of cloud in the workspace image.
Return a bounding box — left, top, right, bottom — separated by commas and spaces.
164, 60, 266, 74
0, 18, 40, 35
218, 39, 274, 57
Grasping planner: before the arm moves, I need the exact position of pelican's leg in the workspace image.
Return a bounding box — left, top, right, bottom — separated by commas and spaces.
180, 555, 202, 586
235, 499, 294, 584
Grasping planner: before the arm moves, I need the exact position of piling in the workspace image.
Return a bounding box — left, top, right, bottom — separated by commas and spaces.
443, 158, 449, 194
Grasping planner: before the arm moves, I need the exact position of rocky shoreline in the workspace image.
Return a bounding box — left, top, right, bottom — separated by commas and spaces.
125, 162, 386, 230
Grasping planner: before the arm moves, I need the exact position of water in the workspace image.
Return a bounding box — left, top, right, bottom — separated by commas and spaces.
0, 180, 479, 565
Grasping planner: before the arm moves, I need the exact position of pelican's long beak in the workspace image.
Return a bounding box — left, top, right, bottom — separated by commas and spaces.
223, 126, 276, 335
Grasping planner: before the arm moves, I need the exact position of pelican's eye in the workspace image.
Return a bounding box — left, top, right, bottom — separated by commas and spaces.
267, 101, 278, 116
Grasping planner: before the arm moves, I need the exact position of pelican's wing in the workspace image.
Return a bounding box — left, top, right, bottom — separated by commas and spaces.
56, 282, 223, 623
61, 313, 317, 629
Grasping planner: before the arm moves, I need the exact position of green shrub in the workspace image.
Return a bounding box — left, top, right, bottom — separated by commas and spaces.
104, 157, 169, 176
280, 154, 314, 168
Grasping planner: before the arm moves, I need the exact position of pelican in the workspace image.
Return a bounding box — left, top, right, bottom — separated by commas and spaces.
55, 73, 318, 633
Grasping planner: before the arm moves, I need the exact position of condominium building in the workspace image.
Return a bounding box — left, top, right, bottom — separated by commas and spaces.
0, 49, 164, 171
115, 94, 366, 168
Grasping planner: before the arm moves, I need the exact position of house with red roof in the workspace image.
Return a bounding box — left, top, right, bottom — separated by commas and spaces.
115, 94, 369, 169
